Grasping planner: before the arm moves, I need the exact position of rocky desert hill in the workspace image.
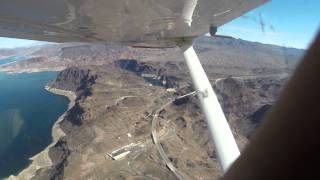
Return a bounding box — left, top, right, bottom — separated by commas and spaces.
1, 36, 304, 180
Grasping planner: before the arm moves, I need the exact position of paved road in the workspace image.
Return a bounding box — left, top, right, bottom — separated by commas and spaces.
151, 92, 196, 180
151, 99, 185, 180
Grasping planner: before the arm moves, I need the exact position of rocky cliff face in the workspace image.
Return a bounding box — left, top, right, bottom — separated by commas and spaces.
32, 67, 98, 180
215, 76, 289, 138
49, 67, 97, 97
115, 59, 181, 88
32, 139, 70, 180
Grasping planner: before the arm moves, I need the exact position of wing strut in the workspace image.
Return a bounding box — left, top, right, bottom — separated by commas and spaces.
178, 0, 240, 172
178, 39, 240, 172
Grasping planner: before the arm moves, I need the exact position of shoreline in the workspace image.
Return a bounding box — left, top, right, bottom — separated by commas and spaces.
7, 86, 76, 180
0, 67, 66, 74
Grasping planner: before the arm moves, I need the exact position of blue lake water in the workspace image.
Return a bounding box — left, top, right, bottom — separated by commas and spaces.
0, 72, 69, 178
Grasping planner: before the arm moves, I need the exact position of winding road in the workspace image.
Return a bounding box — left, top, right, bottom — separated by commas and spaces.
151, 92, 196, 180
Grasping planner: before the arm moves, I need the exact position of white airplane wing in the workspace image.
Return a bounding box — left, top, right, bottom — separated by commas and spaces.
0, 0, 267, 43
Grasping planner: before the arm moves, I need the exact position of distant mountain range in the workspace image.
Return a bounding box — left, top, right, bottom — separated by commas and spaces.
0, 36, 304, 74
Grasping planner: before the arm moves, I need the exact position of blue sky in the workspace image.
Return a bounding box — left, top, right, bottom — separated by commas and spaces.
218, 0, 319, 49
0, 0, 319, 49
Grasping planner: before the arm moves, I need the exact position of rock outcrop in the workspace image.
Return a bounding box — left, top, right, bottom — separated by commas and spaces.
115, 59, 181, 88
49, 67, 97, 97
215, 76, 289, 138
